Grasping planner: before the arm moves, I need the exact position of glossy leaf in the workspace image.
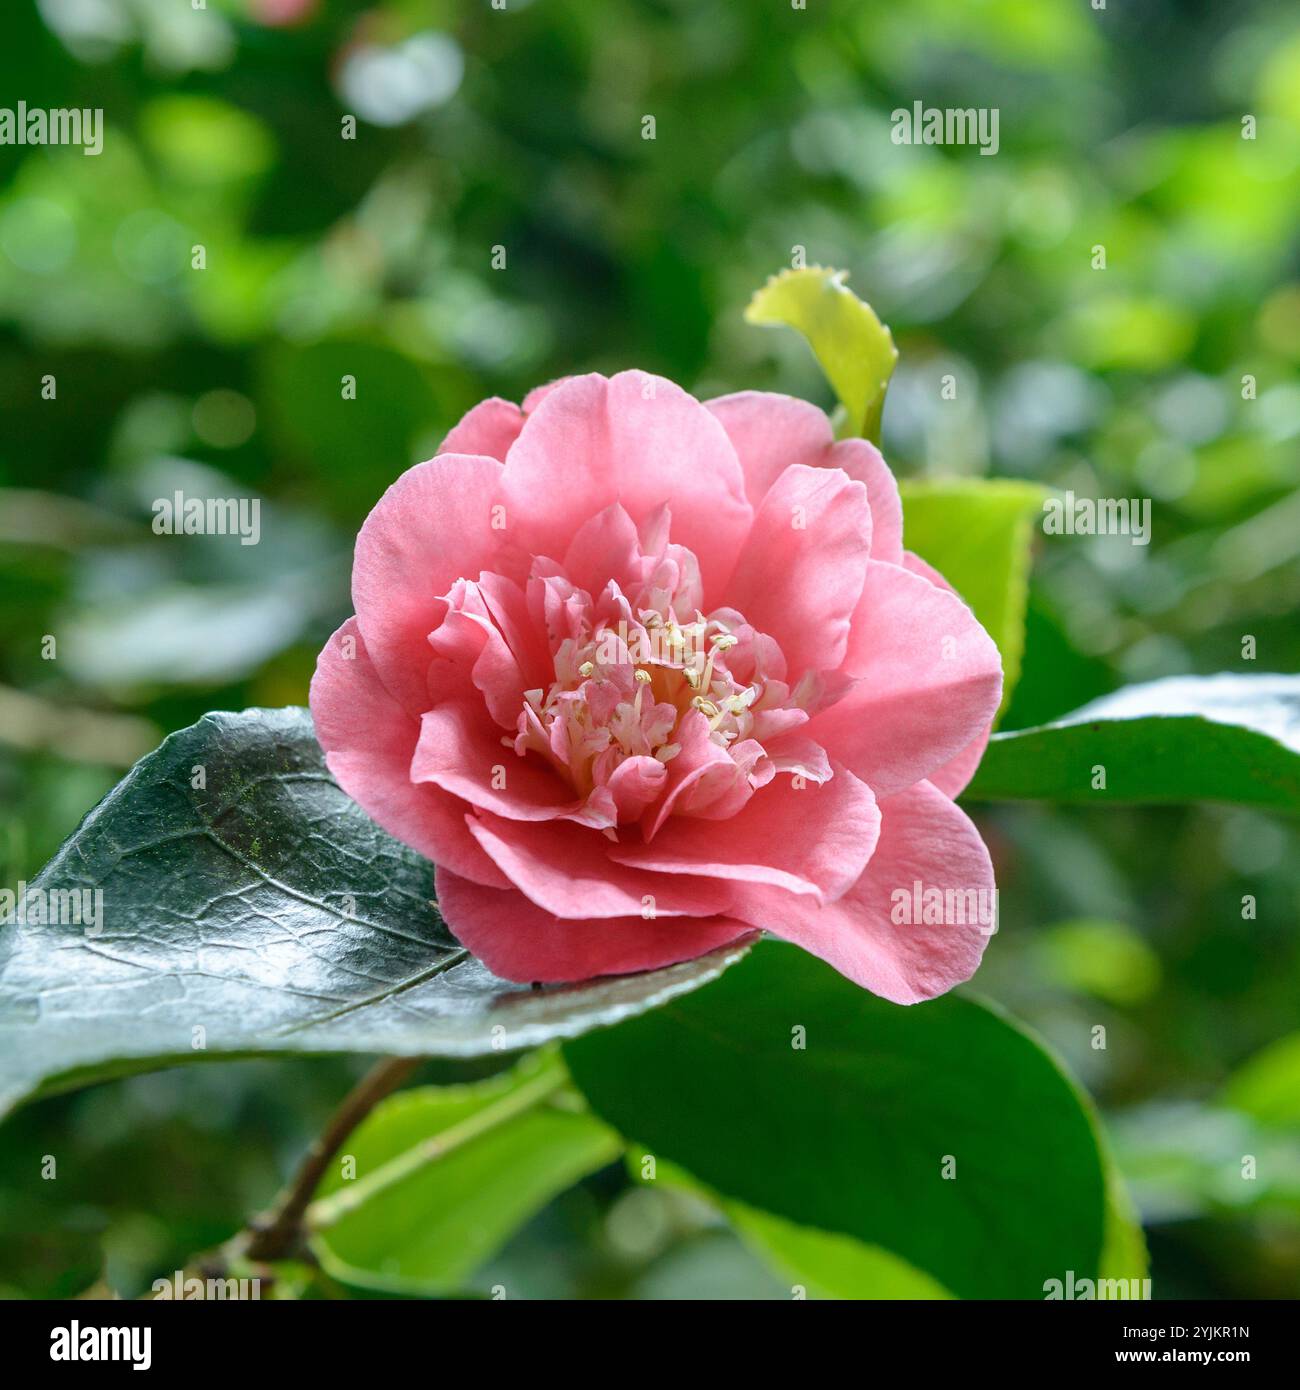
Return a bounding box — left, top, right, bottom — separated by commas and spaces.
565, 939, 1112, 1299
965, 674, 1300, 811
0, 707, 751, 1119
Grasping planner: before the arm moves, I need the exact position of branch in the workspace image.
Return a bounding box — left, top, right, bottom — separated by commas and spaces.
242, 1055, 422, 1263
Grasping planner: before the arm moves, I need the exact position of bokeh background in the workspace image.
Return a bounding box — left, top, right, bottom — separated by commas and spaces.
2, 0, 1299, 1298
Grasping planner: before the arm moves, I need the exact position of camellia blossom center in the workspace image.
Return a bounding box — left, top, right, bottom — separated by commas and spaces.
504, 539, 820, 829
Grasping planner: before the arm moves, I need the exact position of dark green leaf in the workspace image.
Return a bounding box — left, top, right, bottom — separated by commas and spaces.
965, 674, 1300, 811
1001, 586, 1115, 731
0, 707, 751, 1119
565, 939, 1111, 1299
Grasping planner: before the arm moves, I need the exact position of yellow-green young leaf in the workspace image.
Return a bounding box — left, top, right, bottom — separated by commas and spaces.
1222, 1032, 1300, 1128
308, 1054, 619, 1296
745, 267, 898, 445
650, 1156, 956, 1295
645, 1157, 952, 1299
730, 1205, 955, 1300
1035, 919, 1162, 1007
899, 478, 1046, 719
1101, 1163, 1150, 1294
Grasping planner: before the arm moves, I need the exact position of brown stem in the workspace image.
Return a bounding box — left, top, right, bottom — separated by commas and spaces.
242, 1055, 422, 1263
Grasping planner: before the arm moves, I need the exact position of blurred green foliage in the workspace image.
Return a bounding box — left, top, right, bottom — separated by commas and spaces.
1, 0, 1298, 1298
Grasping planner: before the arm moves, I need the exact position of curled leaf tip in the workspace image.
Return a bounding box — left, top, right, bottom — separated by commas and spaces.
744, 266, 898, 446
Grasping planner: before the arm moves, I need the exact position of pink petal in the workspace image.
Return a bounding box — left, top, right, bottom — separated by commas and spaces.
726, 463, 872, 679
808, 559, 1002, 799
428, 574, 552, 730
436, 869, 752, 983
352, 453, 506, 715
428, 580, 526, 730
764, 733, 832, 782
732, 780, 995, 1003
474, 570, 554, 691
602, 755, 669, 821
671, 739, 763, 821
829, 436, 904, 566
901, 550, 993, 797
561, 502, 644, 599
498, 372, 752, 602
612, 761, 880, 904
705, 390, 904, 564
705, 390, 833, 503
412, 703, 602, 825
527, 567, 590, 655
466, 813, 736, 920
640, 708, 734, 839
310, 618, 509, 888
926, 734, 991, 800
438, 397, 526, 461
521, 377, 574, 413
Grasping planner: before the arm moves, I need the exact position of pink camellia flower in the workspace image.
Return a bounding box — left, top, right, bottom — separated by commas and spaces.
310, 373, 1002, 1002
